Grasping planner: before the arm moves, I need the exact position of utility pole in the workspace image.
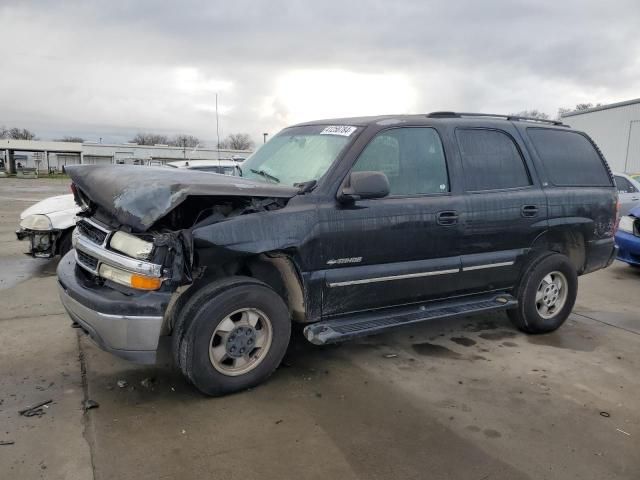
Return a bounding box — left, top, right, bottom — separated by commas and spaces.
216, 93, 221, 162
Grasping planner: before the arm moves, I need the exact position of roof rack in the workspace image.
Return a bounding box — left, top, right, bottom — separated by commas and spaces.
426, 111, 567, 127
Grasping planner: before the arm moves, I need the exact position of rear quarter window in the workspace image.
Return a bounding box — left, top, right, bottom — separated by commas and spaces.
527, 128, 612, 187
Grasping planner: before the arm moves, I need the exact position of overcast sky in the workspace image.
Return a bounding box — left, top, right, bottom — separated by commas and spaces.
1, 0, 639, 145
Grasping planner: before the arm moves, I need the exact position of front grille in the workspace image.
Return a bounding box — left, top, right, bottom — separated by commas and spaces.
77, 250, 99, 271
77, 220, 108, 245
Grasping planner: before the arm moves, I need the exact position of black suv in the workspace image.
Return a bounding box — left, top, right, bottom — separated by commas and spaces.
58, 112, 618, 395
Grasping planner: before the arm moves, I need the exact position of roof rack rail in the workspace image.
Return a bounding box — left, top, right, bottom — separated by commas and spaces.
426, 111, 567, 127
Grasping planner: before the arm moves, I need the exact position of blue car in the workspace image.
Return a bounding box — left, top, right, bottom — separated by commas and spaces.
616, 206, 640, 267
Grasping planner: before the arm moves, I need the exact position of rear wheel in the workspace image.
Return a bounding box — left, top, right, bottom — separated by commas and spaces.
508, 253, 577, 334
175, 277, 291, 396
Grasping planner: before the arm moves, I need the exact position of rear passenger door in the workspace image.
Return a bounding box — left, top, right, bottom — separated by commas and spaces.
455, 126, 548, 292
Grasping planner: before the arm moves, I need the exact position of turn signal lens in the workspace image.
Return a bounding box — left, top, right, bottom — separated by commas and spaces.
98, 264, 162, 290
131, 274, 162, 290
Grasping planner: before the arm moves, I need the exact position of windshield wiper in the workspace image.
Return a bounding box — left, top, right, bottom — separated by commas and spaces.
249, 168, 280, 183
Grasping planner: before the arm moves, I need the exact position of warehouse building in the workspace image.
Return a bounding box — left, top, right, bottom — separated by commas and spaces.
561, 98, 640, 173
1, 140, 251, 174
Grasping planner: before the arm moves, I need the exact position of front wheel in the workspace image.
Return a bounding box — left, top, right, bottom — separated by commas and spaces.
177, 278, 291, 396
508, 253, 578, 334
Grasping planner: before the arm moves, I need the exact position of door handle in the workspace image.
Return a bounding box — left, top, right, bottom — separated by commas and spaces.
437, 210, 459, 225
521, 205, 539, 217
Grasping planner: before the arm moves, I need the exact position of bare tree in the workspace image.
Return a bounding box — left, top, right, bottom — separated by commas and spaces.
0, 125, 8, 139
557, 102, 603, 118
130, 133, 170, 145
170, 134, 200, 149
7, 127, 37, 140
220, 133, 254, 150
55, 136, 84, 143
510, 109, 550, 120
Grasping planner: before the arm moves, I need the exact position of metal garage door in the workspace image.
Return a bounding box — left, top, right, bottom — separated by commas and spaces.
56, 154, 81, 168
83, 155, 113, 165
626, 121, 640, 172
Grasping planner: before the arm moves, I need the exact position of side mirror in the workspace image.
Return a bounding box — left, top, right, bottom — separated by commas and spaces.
339, 171, 390, 202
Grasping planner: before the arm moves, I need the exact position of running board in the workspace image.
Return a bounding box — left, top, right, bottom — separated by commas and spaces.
304, 293, 517, 345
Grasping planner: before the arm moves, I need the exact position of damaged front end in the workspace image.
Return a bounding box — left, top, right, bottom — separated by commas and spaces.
57, 165, 297, 363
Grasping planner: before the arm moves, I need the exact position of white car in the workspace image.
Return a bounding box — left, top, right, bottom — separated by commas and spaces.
16, 194, 79, 258
613, 172, 640, 216
167, 159, 240, 176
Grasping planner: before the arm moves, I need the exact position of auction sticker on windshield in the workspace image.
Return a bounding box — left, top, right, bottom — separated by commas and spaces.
320, 125, 357, 136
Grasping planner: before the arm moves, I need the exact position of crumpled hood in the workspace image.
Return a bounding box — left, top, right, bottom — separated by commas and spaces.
66, 165, 298, 231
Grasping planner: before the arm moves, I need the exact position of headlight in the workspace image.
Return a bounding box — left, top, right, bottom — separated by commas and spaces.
98, 264, 162, 291
20, 214, 52, 231
109, 231, 154, 259
618, 215, 636, 234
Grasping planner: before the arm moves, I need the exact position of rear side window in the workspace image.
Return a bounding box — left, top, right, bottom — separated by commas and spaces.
614, 175, 638, 194
456, 129, 531, 191
527, 128, 611, 186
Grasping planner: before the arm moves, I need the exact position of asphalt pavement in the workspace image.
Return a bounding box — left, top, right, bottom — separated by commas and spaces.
0, 178, 638, 480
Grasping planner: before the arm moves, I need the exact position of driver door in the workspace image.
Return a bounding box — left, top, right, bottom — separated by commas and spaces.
316, 126, 464, 316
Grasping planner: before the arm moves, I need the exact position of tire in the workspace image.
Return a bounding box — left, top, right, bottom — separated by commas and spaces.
171, 277, 260, 372
58, 230, 73, 257
175, 277, 291, 396
508, 253, 577, 334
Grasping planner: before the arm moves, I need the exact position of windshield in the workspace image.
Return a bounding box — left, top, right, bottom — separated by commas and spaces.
240, 125, 358, 186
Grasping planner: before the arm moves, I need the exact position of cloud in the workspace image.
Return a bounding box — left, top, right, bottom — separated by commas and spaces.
0, 0, 639, 144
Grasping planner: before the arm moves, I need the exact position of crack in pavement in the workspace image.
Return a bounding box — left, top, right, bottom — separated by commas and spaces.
573, 311, 640, 336
77, 331, 97, 480
0, 311, 66, 321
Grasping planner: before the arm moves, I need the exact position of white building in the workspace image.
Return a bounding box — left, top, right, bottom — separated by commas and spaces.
561, 98, 640, 173
1, 139, 251, 174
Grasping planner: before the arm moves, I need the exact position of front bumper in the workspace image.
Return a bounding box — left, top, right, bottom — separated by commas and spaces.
615, 230, 640, 266
57, 252, 171, 364
16, 228, 59, 258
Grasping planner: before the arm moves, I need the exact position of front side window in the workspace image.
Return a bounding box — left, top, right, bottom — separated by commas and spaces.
352, 127, 449, 196
456, 129, 531, 191
241, 125, 358, 186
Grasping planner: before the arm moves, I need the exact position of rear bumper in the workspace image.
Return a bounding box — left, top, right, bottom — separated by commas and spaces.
57, 252, 171, 364
583, 237, 617, 274
615, 230, 640, 266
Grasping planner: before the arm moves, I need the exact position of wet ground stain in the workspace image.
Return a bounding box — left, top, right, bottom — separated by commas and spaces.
450, 336, 476, 347
527, 331, 597, 352
465, 426, 502, 438
412, 342, 461, 358
479, 331, 518, 341
470, 354, 489, 361
463, 320, 500, 332
502, 341, 518, 347
0, 257, 58, 291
